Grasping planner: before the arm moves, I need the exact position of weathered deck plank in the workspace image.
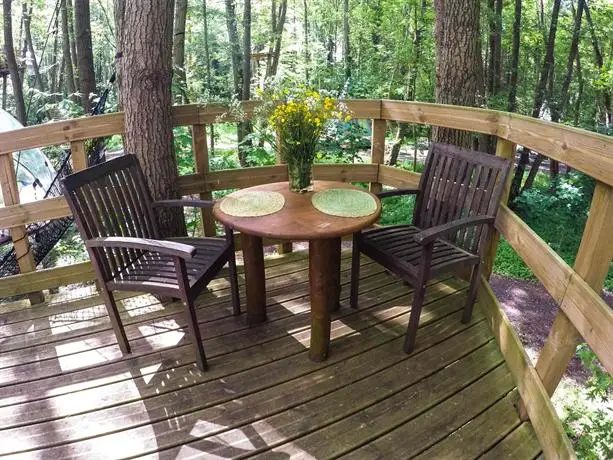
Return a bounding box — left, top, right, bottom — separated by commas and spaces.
0, 250, 542, 459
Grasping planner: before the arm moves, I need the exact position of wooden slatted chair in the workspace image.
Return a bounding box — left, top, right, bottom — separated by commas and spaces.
61, 154, 240, 371
351, 142, 511, 353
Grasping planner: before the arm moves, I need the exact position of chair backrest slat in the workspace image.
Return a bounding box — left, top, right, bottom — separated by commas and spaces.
62, 154, 158, 281
414, 143, 511, 253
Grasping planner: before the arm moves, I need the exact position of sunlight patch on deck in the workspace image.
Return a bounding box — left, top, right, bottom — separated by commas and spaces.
55, 340, 119, 371
138, 320, 185, 348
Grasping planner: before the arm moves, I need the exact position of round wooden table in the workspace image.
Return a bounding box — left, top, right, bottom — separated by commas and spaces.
213, 181, 382, 361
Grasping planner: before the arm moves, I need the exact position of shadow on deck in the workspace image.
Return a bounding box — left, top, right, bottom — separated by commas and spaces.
0, 250, 542, 459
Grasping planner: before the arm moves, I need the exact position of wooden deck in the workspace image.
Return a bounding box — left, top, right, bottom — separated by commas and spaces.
0, 250, 542, 459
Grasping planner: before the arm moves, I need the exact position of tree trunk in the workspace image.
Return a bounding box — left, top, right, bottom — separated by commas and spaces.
487, 0, 502, 97
74, 0, 96, 113
113, 0, 124, 109
2, 75, 7, 110
3, 0, 27, 125
303, 0, 309, 81
24, 5, 44, 92
267, 0, 287, 79
507, 0, 521, 112
510, 0, 561, 201
172, 0, 188, 104
50, 14, 60, 94
549, 0, 584, 179
389, 123, 411, 166
584, 0, 611, 125
573, 51, 583, 127
432, 0, 481, 147
225, 0, 242, 98
202, 0, 215, 151
118, 0, 185, 238
67, 0, 79, 91
61, 0, 78, 100
240, 0, 253, 162
343, 0, 350, 82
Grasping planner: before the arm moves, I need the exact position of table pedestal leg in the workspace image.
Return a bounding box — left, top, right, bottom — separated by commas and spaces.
241, 233, 266, 324
309, 237, 341, 361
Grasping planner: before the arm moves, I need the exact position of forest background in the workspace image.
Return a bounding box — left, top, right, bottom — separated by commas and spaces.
1, 0, 612, 457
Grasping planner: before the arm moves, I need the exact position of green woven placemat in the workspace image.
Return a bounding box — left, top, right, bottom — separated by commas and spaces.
220, 191, 285, 217
311, 188, 377, 217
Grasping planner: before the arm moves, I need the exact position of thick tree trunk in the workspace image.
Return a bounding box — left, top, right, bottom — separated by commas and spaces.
50, 15, 59, 94
507, 0, 521, 112
3, 0, 27, 125
343, 0, 350, 82
172, 0, 188, 104
2, 75, 7, 110
573, 51, 583, 127
24, 5, 44, 92
118, 0, 185, 238
432, 0, 481, 147
74, 0, 96, 113
61, 0, 78, 99
242, 0, 251, 102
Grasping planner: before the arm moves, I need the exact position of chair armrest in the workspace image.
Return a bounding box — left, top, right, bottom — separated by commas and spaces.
414, 216, 496, 245
85, 237, 196, 260
376, 189, 420, 199
152, 199, 214, 209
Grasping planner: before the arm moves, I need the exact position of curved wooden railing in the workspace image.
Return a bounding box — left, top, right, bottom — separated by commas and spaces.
1, 100, 612, 459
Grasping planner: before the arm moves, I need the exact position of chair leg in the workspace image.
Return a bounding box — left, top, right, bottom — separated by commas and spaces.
185, 297, 208, 371
462, 263, 482, 324
225, 226, 241, 316
404, 281, 427, 354
100, 288, 131, 354
350, 233, 361, 309
228, 253, 241, 316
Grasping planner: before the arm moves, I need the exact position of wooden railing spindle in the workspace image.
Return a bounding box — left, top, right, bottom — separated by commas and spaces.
70, 140, 88, 171
191, 124, 217, 237
0, 154, 45, 304
369, 119, 386, 194
483, 138, 516, 278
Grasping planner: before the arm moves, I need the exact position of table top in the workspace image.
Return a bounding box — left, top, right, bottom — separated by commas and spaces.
213, 181, 382, 240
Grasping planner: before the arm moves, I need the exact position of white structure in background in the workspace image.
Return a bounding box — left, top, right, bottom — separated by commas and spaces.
0, 109, 57, 206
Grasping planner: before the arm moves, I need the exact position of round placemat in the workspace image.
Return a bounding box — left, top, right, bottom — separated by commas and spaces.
220, 191, 285, 217
311, 188, 377, 218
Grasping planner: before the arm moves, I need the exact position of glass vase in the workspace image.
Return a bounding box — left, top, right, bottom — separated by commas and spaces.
286, 156, 314, 193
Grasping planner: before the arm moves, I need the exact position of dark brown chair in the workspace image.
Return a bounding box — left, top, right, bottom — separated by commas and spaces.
61, 154, 240, 371
351, 142, 511, 353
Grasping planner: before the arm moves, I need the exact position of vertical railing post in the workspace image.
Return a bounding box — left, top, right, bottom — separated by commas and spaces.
533, 182, 613, 398
483, 138, 516, 278
370, 118, 386, 194
0, 153, 45, 304
192, 124, 217, 236
70, 140, 88, 171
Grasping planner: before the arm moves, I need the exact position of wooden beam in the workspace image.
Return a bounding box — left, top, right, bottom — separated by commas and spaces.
191, 124, 216, 237
477, 278, 576, 460
0, 261, 95, 297
535, 182, 613, 395
0, 196, 70, 229
483, 139, 516, 278
0, 154, 44, 304
369, 119, 386, 194
377, 164, 421, 190
380, 100, 613, 188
